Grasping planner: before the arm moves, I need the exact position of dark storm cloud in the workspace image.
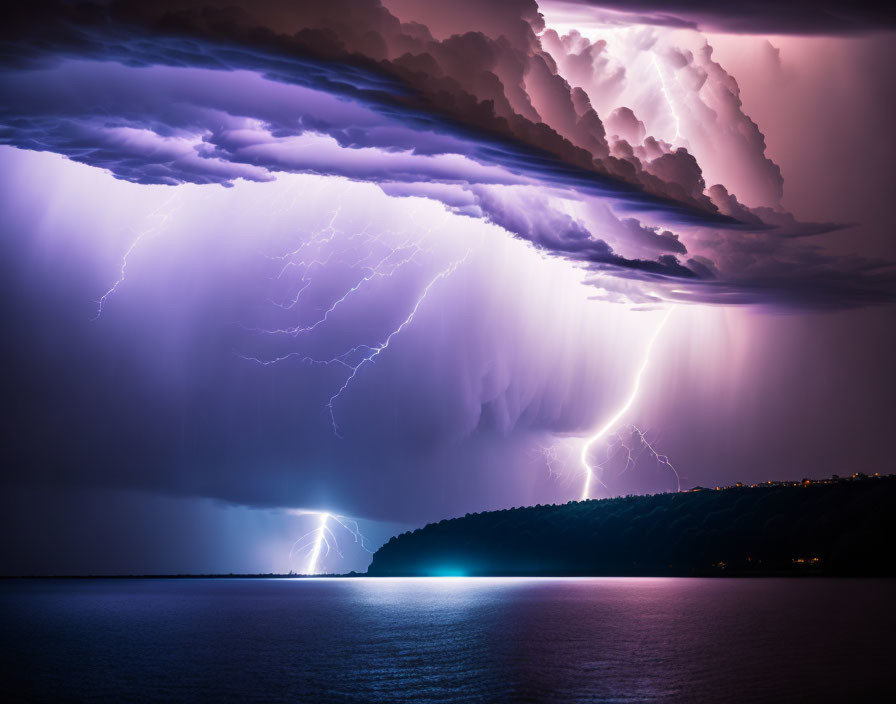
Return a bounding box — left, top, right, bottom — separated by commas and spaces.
0, 0, 742, 222
675, 227, 896, 308
551, 1, 896, 35
467, 185, 696, 278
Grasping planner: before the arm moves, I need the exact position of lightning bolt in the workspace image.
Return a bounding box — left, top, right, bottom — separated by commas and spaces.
91, 192, 182, 320
536, 443, 566, 479
288, 511, 373, 575
305, 512, 331, 575
262, 238, 435, 335
241, 250, 470, 438
322, 253, 469, 437
579, 307, 674, 499
264, 203, 441, 315
594, 425, 681, 493
651, 53, 681, 143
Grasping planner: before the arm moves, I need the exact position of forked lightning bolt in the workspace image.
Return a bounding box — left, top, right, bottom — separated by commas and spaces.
322, 253, 469, 437
242, 245, 469, 438
580, 307, 674, 499
289, 511, 373, 575
593, 425, 681, 493
262, 238, 435, 335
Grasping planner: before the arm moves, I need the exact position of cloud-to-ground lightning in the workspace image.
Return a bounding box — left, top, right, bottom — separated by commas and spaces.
304, 512, 330, 574
579, 307, 674, 499
288, 510, 373, 574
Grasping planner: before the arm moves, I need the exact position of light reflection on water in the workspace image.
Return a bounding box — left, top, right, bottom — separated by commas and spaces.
1, 577, 893, 702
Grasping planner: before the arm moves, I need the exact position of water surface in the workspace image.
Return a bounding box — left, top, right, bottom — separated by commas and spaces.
1, 577, 893, 702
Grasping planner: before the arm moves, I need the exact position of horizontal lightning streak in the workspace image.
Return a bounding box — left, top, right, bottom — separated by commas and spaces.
264, 240, 430, 334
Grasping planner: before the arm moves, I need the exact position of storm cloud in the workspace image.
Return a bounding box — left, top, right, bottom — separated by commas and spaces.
0, 0, 894, 573
2, 0, 891, 307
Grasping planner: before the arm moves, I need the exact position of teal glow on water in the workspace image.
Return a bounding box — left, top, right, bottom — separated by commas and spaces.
426, 566, 469, 577
1, 577, 893, 702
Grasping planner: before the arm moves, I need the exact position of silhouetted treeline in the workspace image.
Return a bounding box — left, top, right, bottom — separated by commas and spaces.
368, 476, 896, 576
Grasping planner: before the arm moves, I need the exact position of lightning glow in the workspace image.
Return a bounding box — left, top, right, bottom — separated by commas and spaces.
304, 511, 330, 574
579, 307, 674, 500
288, 510, 374, 575
651, 52, 682, 143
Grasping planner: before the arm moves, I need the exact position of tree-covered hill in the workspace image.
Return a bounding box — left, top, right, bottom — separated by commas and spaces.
368, 476, 896, 577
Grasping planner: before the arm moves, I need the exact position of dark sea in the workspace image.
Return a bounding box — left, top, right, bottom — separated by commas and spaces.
1, 577, 893, 703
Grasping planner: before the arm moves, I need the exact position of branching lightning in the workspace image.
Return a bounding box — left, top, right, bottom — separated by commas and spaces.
536, 443, 569, 479
288, 510, 373, 575
321, 253, 469, 437
240, 207, 469, 437
579, 307, 674, 499
262, 237, 435, 335
593, 425, 681, 493
262, 204, 440, 317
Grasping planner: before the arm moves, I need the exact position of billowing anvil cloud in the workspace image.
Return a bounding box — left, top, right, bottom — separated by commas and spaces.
1, 0, 893, 307
0, 0, 895, 572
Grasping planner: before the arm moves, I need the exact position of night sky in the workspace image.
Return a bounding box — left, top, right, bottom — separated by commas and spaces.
1, 0, 893, 575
